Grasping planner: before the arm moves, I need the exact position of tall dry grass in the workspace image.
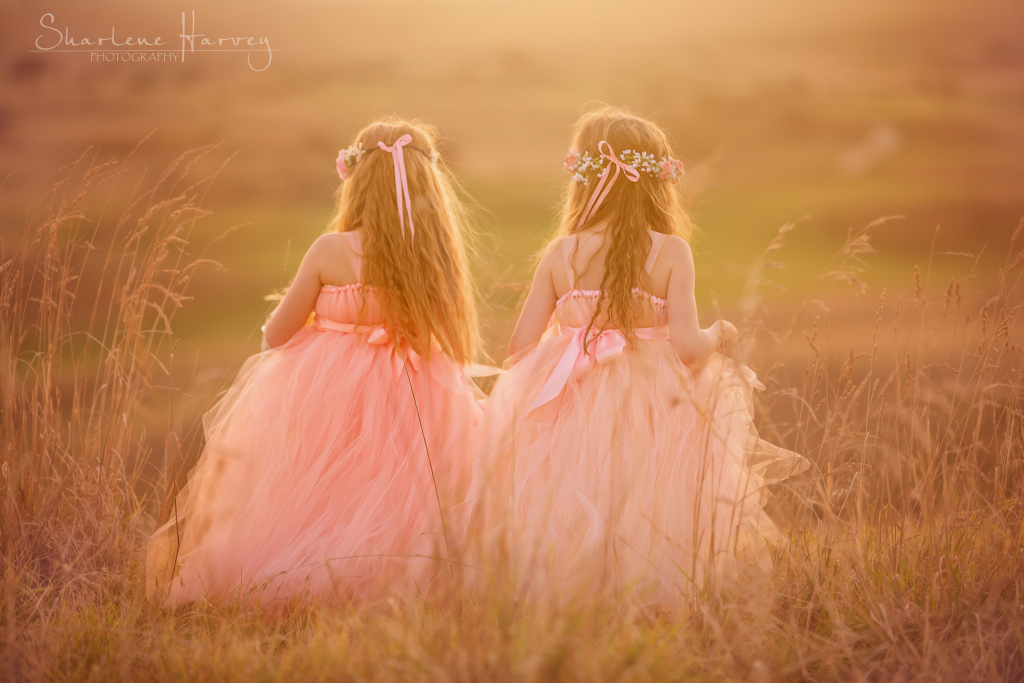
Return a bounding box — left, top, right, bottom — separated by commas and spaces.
1, 152, 1022, 682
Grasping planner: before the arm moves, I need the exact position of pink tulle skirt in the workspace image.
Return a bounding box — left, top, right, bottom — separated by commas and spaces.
466, 332, 808, 606
148, 326, 482, 605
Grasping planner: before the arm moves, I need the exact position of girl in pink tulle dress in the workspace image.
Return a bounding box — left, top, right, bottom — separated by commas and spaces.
469, 107, 808, 605
149, 119, 483, 605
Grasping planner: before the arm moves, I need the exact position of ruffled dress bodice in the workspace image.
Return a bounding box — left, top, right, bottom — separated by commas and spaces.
554, 287, 667, 329
315, 284, 384, 325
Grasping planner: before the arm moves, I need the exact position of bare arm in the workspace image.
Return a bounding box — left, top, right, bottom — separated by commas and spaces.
507, 245, 561, 356
664, 237, 736, 365
263, 236, 337, 349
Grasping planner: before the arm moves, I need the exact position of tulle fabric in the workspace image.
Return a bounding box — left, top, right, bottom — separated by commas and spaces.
467, 253, 808, 606
148, 263, 482, 606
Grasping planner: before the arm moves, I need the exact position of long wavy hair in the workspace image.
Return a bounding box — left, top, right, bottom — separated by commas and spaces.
328, 118, 477, 365
555, 106, 695, 344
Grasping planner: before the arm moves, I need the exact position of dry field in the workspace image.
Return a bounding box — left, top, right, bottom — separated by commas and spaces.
1, 145, 1022, 682
1, 0, 1023, 680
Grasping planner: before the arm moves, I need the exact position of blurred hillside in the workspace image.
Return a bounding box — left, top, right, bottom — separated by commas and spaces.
1, 0, 1022, 362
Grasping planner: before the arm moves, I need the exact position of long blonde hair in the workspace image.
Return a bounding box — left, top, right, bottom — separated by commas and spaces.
328, 118, 477, 365
555, 106, 695, 343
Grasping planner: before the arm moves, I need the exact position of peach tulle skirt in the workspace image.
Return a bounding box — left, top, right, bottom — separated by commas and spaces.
466, 327, 809, 606
147, 324, 482, 606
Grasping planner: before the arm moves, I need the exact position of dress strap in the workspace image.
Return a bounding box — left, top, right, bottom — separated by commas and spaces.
341, 231, 364, 282
562, 234, 579, 288
644, 231, 667, 274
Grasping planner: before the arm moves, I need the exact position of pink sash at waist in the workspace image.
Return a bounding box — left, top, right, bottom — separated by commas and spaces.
528, 325, 670, 412
311, 314, 503, 378
312, 314, 425, 370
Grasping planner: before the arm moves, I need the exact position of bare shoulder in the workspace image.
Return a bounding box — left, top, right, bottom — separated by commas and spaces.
538, 237, 569, 272
309, 232, 356, 285
661, 235, 692, 260
310, 232, 349, 258
655, 236, 696, 296
524, 237, 567, 297
660, 235, 695, 272
547, 235, 574, 255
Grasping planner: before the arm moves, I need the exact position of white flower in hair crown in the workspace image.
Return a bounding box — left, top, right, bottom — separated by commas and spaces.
336, 142, 440, 180
564, 147, 684, 185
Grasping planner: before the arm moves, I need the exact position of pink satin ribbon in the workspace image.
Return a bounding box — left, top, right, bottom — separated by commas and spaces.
527, 324, 670, 412
313, 314, 422, 371
377, 134, 415, 243
576, 140, 641, 229
312, 314, 504, 378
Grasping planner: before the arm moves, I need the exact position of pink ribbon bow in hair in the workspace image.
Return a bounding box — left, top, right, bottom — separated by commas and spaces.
378, 134, 416, 243
576, 140, 641, 229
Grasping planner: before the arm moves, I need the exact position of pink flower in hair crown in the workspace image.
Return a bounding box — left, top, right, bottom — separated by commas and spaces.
658, 159, 680, 181
336, 151, 349, 179
563, 150, 579, 172
336, 143, 365, 180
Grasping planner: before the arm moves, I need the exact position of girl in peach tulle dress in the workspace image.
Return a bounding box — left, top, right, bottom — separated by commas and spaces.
148, 119, 483, 605
469, 107, 808, 605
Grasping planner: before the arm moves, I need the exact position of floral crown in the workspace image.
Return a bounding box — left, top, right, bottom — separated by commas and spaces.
564, 147, 684, 185
336, 142, 439, 180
